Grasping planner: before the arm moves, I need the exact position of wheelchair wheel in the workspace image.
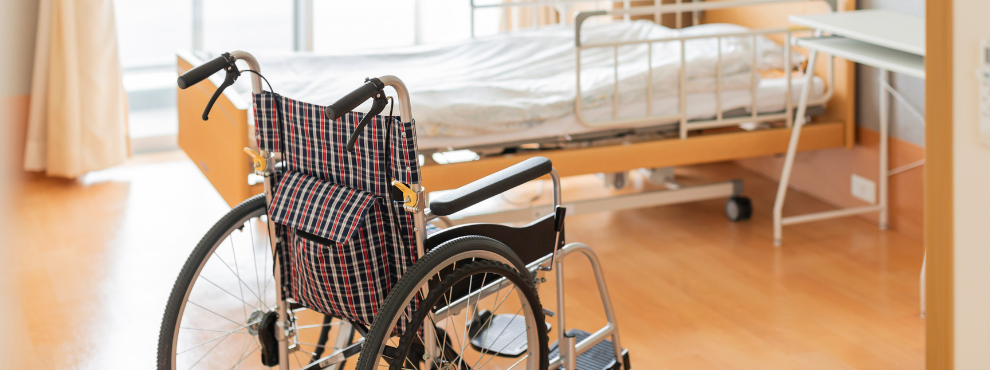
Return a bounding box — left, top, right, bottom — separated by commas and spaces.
355, 236, 549, 370
158, 194, 356, 370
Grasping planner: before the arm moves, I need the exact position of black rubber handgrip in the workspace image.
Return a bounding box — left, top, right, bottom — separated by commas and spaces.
177, 53, 231, 89
325, 78, 384, 121
430, 157, 553, 216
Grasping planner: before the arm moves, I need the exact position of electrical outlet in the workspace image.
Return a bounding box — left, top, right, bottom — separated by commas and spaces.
851, 174, 876, 204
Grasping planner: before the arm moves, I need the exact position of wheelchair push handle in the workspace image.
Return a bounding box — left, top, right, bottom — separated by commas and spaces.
177, 52, 240, 121
325, 78, 385, 121
177, 53, 233, 90
326, 78, 389, 153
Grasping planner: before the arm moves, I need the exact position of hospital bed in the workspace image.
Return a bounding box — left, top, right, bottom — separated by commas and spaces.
176, 0, 855, 224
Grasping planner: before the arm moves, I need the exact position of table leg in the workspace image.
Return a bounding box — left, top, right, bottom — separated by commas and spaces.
920, 249, 927, 318
879, 69, 890, 230
773, 49, 820, 246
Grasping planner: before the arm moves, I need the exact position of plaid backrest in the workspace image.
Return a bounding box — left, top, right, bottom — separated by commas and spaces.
253, 91, 421, 189
253, 91, 421, 328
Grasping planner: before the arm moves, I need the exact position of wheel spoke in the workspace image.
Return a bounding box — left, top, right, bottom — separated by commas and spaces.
445, 269, 489, 370
471, 306, 525, 369
459, 264, 486, 363
475, 325, 528, 369
232, 330, 251, 370
293, 349, 305, 369
230, 237, 251, 322
404, 352, 419, 370
226, 343, 260, 370
180, 327, 250, 334
177, 319, 261, 355
505, 353, 530, 370
198, 274, 263, 312
186, 328, 234, 370
472, 284, 517, 359
248, 220, 265, 309
213, 252, 267, 308
295, 341, 336, 349
440, 291, 455, 363
186, 300, 249, 328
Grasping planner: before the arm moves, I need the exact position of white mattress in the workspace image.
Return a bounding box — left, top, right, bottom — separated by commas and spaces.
208, 21, 809, 142
418, 75, 825, 150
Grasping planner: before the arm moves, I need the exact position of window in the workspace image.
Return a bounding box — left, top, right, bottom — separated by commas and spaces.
418, 0, 477, 44
114, 0, 192, 151
115, 0, 193, 69
311, 0, 479, 51
202, 0, 294, 53
114, 0, 501, 152
313, 1, 415, 51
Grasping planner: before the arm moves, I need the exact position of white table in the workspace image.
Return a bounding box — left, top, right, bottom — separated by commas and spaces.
772, 9, 926, 314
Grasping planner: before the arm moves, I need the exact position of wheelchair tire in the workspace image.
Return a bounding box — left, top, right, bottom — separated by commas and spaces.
355, 236, 549, 370
157, 194, 355, 370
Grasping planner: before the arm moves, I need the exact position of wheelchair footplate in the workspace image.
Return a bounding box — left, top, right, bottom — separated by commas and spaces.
550, 329, 631, 370
466, 310, 553, 357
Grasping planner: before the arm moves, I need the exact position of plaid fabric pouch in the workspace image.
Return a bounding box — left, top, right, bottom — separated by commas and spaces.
268, 172, 378, 245
253, 91, 420, 328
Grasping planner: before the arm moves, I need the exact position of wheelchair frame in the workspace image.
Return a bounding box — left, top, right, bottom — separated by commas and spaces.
231, 50, 625, 370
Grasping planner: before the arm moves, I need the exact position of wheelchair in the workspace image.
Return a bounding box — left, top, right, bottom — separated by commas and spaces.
159, 51, 630, 370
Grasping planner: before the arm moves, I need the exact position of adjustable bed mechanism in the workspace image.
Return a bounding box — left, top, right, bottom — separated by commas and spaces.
419, 103, 828, 226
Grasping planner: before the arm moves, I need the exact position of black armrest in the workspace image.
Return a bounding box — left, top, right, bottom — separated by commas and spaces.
429, 157, 553, 216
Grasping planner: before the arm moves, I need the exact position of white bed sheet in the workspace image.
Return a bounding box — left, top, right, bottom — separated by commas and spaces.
216, 21, 802, 137
417, 75, 824, 150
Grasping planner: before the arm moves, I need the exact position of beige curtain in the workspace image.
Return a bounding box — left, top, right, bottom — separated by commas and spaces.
24, 0, 129, 178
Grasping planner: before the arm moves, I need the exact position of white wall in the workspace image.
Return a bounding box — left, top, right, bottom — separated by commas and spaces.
953, 0, 990, 368
0, 0, 38, 96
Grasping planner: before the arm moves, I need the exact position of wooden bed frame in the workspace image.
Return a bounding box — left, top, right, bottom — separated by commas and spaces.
176, 0, 855, 208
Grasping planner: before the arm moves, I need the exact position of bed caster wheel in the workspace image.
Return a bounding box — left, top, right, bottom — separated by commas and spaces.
599, 172, 629, 190
725, 196, 752, 222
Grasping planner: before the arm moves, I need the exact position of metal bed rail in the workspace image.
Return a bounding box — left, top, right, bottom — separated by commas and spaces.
469, 0, 702, 37
573, 0, 837, 138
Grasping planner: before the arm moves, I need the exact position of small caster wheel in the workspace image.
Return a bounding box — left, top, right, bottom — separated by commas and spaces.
613, 172, 627, 189
599, 172, 628, 190
725, 196, 752, 221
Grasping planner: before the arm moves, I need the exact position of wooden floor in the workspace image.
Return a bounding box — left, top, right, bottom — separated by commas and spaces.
9, 151, 925, 369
